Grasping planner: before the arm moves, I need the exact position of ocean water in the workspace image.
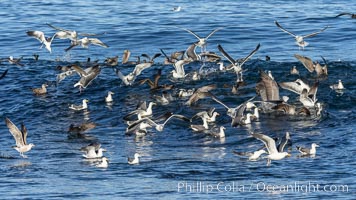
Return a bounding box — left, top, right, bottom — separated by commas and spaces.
0, 0, 355, 199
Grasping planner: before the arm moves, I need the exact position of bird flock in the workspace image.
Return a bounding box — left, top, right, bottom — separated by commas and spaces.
2, 14, 351, 168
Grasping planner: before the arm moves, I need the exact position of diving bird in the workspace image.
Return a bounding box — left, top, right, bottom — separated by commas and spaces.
26, 30, 55, 53
5, 117, 35, 158
128, 153, 141, 165
275, 21, 328, 50
296, 143, 319, 156
250, 132, 291, 166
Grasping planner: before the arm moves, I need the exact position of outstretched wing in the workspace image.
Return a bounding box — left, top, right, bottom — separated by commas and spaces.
5, 118, 25, 147
275, 21, 296, 37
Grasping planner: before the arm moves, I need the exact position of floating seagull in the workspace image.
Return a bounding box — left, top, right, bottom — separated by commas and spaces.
5, 117, 35, 158
65, 37, 109, 51
178, 88, 195, 98
335, 12, 356, 18
26, 31, 55, 53
81, 143, 106, 159
294, 54, 328, 76
299, 88, 318, 107
275, 21, 329, 50
233, 149, 267, 161
330, 80, 345, 90
182, 27, 222, 51
296, 143, 319, 156
105, 91, 114, 103
32, 83, 48, 95
218, 43, 260, 82
72, 64, 101, 91
104, 56, 118, 66
208, 126, 226, 138
256, 70, 280, 101
96, 157, 109, 168
250, 132, 291, 166
69, 99, 89, 111
190, 117, 209, 132
68, 122, 96, 134
128, 153, 141, 165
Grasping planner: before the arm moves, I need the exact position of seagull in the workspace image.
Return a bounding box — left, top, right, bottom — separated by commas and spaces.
68, 122, 96, 134
138, 69, 173, 90
218, 43, 260, 82
182, 27, 222, 51
122, 50, 131, 64
32, 84, 48, 95
272, 103, 297, 115
256, 70, 280, 101
47, 23, 106, 41
81, 143, 106, 159
125, 121, 152, 136
275, 21, 329, 50
190, 117, 209, 132
104, 56, 119, 66
123, 101, 157, 121
2, 56, 24, 67
250, 132, 291, 166
72, 64, 101, 91
335, 13, 356, 18
208, 126, 226, 138
296, 143, 319, 156
299, 88, 318, 107
330, 80, 345, 90
233, 149, 267, 161
128, 153, 141, 165
116, 53, 160, 86
105, 91, 114, 103
5, 117, 35, 158
96, 157, 109, 168
192, 108, 220, 123
129, 113, 189, 132
69, 99, 89, 111
279, 79, 315, 95
185, 84, 216, 106
171, 59, 191, 79
26, 31, 55, 53
185, 43, 200, 61
65, 37, 109, 51
294, 54, 328, 76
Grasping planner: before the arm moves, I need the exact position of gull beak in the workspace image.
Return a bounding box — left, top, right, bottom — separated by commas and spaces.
286, 153, 292, 157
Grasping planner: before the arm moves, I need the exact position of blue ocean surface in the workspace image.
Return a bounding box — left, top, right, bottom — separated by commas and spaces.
0, 0, 355, 199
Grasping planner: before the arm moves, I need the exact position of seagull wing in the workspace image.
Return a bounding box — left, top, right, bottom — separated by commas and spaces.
205, 27, 223, 40
294, 54, 315, 72
239, 43, 261, 67
5, 118, 25, 147
251, 132, 278, 154
258, 70, 280, 101
88, 38, 109, 48
21, 122, 28, 145
71, 65, 88, 76
275, 21, 296, 37
183, 28, 202, 40
27, 31, 46, 43
303, 26, 328, 38
0, 69, 8, 80
335, 13, 352, 17
279, 81, 304, 94
217, 44, 236, 65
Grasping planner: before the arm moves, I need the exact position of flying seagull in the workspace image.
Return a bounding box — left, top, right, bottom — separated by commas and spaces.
275, 21, 328, 50
5, 117, 35, 158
